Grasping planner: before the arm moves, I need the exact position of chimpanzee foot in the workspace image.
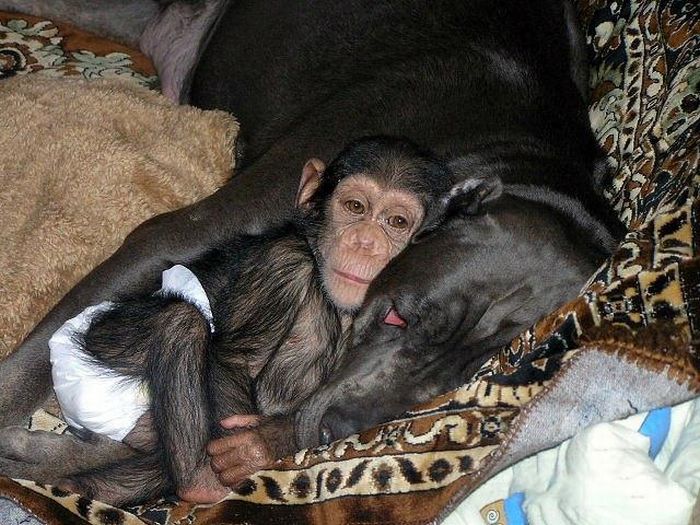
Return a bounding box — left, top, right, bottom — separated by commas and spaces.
55, 477, 87, 497
57, 474, 125, 505
58, 471, 163, 507
177, 465, 229, 503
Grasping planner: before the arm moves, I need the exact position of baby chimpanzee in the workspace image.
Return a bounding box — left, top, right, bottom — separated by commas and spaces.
55, 136, 495, 505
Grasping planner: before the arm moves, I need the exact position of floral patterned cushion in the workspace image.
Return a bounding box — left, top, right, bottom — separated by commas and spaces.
0, 12, 155, 87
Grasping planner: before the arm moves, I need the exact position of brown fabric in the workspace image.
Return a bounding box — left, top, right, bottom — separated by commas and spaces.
0, 478, 141, 525
582, 0, 699, 230
0, 75, 238, 357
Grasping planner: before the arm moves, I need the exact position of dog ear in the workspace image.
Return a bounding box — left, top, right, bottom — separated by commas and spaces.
443, 175, 503, 216
412, 154, 504, 242
443, 156, 503, 215
412, 175, 502, 242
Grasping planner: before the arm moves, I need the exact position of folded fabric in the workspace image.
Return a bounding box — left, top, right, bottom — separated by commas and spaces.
446, 398, 700, 525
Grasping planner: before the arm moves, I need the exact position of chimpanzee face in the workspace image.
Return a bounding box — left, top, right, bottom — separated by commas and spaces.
295, 136, 497, 313
318, 174, 424, 311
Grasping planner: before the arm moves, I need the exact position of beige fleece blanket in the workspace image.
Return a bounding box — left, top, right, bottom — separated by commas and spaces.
0, 76, 238, 358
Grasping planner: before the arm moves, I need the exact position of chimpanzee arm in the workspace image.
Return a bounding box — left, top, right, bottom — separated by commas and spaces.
203, 234, 324, 425
207, 284, 350, 489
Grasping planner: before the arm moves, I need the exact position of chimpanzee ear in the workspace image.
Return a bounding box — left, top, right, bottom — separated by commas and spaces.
444, 175, 503, 216
296, 158, 326, 208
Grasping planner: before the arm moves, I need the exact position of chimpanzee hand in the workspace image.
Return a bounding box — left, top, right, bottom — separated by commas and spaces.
207, 415, 296, 487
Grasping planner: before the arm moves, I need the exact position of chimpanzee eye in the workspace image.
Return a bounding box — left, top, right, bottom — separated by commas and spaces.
344, 199, 365, 214
387, 215, 408, 229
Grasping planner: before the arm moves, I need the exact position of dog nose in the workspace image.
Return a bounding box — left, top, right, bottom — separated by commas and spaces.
318, 409, 345, 445
318, 407, 362, 446
319, 422, 334, 446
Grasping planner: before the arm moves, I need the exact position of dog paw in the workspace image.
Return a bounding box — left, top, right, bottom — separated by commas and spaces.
0, 426, 43, 463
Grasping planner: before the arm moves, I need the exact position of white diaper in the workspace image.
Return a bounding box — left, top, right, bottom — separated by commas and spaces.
49, 265, 214, 441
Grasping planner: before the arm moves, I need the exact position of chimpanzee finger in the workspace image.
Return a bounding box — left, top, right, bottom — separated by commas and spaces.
219, 464, 260, 487
220, 414, 261, 430
210, 449, 244, 473
207, 433, 244, 456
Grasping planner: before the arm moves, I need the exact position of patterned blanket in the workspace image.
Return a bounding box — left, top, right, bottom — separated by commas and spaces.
0, 0, 697, 523
0, 11, 155, 86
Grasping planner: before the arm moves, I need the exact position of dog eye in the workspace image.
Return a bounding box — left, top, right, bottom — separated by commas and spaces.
387, 215, 408, 229
344, 199, 365, 214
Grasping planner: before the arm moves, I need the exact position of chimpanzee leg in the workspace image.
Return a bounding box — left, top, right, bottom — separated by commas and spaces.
207, 347, 256, 439
80, 295, 200, 376
69, 297, 213, 505
146, 301, 212, 491
60, 452, 170, 507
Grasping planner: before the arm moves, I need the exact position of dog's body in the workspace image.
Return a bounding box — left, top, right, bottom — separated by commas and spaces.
0, 0, 621, 483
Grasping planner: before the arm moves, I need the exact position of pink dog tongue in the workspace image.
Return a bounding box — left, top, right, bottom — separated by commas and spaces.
383, 307, 407, 328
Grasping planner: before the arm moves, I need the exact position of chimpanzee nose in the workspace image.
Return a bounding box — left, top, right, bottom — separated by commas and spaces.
348, 229, 376, 250
344, 224, 387, 255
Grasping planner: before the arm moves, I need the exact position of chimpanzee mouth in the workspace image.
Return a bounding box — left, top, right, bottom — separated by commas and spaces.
333, 269, 372, 285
